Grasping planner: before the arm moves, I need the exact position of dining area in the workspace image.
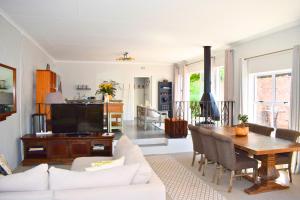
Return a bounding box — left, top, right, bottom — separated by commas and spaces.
189, 123, 300, 195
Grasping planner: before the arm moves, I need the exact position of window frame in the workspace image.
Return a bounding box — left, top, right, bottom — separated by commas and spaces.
253, 69, 291, 128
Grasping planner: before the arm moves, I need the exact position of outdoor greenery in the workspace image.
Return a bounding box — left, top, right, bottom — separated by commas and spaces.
189, 73, 202, 101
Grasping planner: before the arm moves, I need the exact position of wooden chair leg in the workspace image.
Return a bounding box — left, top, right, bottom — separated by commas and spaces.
198, 155, 204, 172
288, 164, 293, 183
191, 152, 196, 166
228, 170, 235, 192
212, 163, 219, 183
253, 168, 258, 183
216, 165, 223, 185
202, 158, 208, 176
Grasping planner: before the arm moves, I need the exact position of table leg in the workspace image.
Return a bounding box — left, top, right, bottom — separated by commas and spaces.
244, 154, 289, 194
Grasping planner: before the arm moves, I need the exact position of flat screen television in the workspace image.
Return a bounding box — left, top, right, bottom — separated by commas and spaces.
51, 104, 104, 134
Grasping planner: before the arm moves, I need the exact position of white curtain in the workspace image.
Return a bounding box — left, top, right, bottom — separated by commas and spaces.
290, 45, 300, 173
224, 49, 234, 101
173, 61, 189, 118
238, 58, 248, 115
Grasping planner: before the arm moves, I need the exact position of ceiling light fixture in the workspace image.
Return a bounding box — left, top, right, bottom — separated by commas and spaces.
116, 52, 135, 61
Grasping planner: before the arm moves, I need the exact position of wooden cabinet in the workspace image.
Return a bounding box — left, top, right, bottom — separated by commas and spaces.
36, 70, 57, 119
21, 133, 113, 165
165, 118, 188, 138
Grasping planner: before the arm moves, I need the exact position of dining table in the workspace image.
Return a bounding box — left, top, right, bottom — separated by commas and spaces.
207, 126, 300, 195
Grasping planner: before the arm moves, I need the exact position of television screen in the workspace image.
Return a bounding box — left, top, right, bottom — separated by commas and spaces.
51, 104, 103, 134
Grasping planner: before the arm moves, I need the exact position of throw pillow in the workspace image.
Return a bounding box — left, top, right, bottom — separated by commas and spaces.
113, 135, 134, 159
0, 154, 12, 175
124, 145, 153, 184
0, 164, 49, 192
49, 164, 139, 190
85, 156, 125, 171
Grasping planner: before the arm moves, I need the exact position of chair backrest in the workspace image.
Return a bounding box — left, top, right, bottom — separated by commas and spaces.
276, 128, 300, 142
212, 132, 236, 171
188, 125, 204, 154
199, 128, 218, 163
246, 123, 274, 136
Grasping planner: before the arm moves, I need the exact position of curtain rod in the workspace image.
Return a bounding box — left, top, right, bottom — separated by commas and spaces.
244, 48, 293, 60
186, 56, 215, 66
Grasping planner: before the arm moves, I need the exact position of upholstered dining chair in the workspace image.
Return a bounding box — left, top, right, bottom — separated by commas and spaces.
212, 132, 258, 192
188, 125, 205, 166
246, 122, 274, 136
198, 128, 219, 180
274, 128, 300, 183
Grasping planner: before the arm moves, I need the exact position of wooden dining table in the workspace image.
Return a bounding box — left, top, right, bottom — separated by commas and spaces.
207, 126, 300, 195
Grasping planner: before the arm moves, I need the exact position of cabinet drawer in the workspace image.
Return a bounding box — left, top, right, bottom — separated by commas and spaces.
47, 141, 69, 158
69, 141, 91, 158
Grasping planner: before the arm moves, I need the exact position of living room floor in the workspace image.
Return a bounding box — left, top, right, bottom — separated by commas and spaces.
171, 152, 300, 200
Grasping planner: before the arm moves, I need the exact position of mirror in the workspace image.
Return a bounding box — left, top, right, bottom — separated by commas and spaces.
0, 63, 16, 121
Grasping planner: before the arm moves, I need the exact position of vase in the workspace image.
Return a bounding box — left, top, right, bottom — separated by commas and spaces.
234, 126, 249, 136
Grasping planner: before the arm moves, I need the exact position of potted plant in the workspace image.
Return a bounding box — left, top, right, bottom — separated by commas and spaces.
95, 81, 118, 101
235, 114, 249, 136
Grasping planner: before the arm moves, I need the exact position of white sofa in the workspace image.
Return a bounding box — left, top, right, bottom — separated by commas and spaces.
0, 136, 166, 200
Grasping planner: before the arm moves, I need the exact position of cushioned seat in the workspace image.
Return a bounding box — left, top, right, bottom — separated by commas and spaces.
188, 125, 205, 166
245, 123, 274, 136
275, 153, 289, 165
212, 132, 258, 192
236, 155, 258, 170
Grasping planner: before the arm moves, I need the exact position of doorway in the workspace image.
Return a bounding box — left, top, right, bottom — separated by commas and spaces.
134, 77, 151, 118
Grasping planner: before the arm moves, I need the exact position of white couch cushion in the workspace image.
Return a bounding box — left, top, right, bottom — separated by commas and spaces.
0, 191, 53, 200
125, 145, 153, 184
113, 135, 134, 158
49, 164, 139, 190
0, 164, 49, 192
85, 156, 125, 171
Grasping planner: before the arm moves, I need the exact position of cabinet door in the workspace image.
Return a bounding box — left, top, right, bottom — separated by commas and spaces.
47, 141, 69, 158
69, 141, 91, 158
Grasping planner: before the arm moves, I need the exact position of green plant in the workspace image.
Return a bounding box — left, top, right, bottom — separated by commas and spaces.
238, 114, 248, 124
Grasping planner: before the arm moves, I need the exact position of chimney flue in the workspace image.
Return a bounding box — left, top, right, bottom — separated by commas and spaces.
203, 46, 211, 94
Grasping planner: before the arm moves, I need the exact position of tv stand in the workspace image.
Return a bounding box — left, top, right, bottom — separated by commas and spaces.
21, 133, 113, 165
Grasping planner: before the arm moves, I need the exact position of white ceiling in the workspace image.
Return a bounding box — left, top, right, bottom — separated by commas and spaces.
0, 0, 300, 63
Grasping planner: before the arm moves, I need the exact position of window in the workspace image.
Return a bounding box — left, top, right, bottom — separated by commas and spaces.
189, 73, 203, 101
253, 71, 291, 129
212, 66, 224, 101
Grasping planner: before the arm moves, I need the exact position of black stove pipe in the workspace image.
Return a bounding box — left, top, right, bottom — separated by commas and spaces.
203, 46, 211, 94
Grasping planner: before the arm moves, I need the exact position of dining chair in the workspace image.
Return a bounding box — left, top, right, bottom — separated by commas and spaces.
246, 122, 274, 136
188, 125, 205, 166
274, 128, 300, 183
212, 132, 258, 192
198, 128, 219, 181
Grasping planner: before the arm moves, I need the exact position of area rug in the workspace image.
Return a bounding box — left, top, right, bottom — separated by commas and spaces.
146, 155, 226, 200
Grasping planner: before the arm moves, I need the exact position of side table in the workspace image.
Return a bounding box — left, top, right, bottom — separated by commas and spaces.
165, 118, 188, 138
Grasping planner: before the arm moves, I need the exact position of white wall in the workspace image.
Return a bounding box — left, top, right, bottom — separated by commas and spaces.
54, 62, 173, 120
0, 14, 54, 168
231, 25, 300, 119
177, 25, 300, 123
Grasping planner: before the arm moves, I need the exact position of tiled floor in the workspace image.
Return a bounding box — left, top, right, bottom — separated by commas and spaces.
123, 120, 165, 139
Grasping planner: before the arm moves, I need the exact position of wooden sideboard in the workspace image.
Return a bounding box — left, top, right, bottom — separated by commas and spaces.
21, 133, 113, 165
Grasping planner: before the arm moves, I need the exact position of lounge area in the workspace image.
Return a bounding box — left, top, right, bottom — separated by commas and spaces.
1, 1, 300, 200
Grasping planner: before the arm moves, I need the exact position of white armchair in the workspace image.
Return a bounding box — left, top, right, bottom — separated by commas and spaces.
136, 106, 168, 130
